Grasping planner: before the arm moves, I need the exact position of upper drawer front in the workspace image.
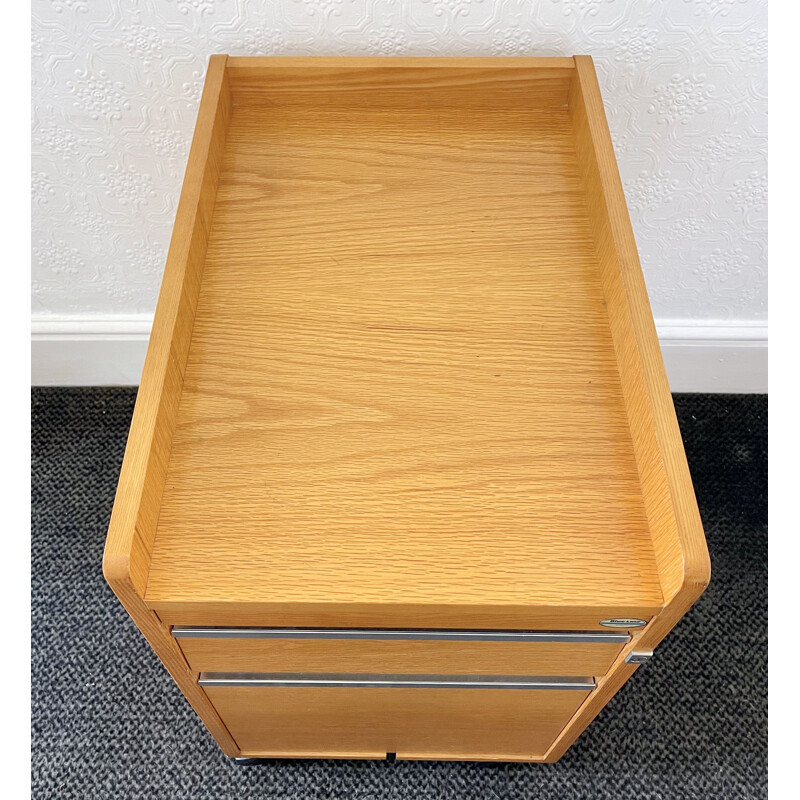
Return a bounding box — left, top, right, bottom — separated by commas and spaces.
173, 628, 628, 677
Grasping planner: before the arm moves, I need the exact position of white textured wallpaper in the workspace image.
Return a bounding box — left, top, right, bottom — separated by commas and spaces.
32, 0, 767, 322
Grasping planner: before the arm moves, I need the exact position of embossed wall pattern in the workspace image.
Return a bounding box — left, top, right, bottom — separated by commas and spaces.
32, 0, 767, 322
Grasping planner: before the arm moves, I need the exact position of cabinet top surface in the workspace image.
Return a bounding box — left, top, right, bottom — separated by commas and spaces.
144, 74, 664, 616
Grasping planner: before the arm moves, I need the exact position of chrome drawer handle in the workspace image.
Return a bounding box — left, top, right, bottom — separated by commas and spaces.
198, 672, 596, 690
174, 627, 629, 644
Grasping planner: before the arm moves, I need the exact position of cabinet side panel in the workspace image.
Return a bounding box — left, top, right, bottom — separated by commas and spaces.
102, 55, 239, 756
544, 646, 641, 762
547, 56, 711, 763
108, 581, 240, 756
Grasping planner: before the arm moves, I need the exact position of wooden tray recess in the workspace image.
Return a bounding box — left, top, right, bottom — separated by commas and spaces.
103, 56, 709, 762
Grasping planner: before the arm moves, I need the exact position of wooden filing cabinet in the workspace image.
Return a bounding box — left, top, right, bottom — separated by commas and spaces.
103, 55, 710, 762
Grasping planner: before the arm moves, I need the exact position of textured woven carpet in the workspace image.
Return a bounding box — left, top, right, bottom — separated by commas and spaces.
31, 389, 767, 799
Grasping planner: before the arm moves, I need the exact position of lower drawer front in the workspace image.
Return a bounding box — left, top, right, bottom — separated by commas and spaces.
175, 628, 626, 676
202, 674, 592, 760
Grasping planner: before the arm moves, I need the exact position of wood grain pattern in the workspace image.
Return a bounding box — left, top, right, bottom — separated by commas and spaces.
154, 603, 653, 631
226, 58, 575, 111
102, 55, 240, 757
143, 64, 664, 628
176, 636, 624, 677
543, 55, 711, 762
206, 684, 589, 760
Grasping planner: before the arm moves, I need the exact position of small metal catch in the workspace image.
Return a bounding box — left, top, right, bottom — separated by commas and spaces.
625, 650, 654, 664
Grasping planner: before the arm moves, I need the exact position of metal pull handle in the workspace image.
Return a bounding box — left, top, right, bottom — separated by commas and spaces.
198, 672, 596, 690
174, 627, 629, 644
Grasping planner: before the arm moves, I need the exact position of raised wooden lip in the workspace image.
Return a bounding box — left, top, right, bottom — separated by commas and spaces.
225, 56, 576, 71
570, 55, 710, 628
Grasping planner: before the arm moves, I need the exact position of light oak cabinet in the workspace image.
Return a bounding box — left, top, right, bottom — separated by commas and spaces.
103, 55, 709, 762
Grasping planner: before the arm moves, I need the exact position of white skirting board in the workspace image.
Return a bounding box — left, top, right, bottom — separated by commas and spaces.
31, 315, 152, 388
655, 321, 767, 394
31, 315, 767, 393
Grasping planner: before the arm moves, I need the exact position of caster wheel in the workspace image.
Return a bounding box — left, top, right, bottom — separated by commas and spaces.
233, 757, 263, 766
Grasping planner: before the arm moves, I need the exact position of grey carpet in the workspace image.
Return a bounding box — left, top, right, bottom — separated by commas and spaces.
31, 389, 767, 799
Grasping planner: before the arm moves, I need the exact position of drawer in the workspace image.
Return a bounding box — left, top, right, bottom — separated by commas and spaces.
200, 673, 593, 760
174, 627, 627, 676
